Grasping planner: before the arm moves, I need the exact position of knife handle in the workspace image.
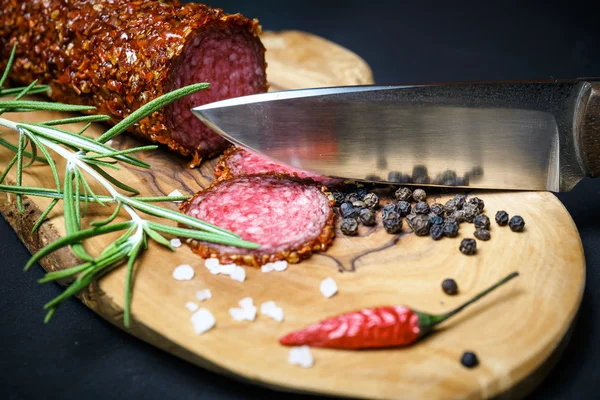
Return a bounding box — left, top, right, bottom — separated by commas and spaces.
576, 81, 600, 177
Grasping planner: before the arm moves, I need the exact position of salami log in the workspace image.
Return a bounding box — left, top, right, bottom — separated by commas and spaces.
179, 174, 336, 267
0, 0, 267, 163
214, 146, 344, 187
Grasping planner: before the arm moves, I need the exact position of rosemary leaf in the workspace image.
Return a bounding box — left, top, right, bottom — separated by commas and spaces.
146, 221, 260, 249
76, 122, 93, 136
0, 85, 49, 97
31, 198, 59, 233
0, 43, 16, 88
22, 132, 60, 189
23, 138, 37, 168
38, 115, 110, 126
15, 132, 25, 212
0, 153, 17, 184
135, 195, 190, 202
0, 137, 48, 163
89, 164, 139, 194
97, 83, 210, 143
124, 241, 143, 328
2, 100, 96, 113
85, 145, 158, 160
24, 221, 134, 271
83, 158, 121, 170
13, 80, 40, 101
38, 261, 92, 283
63, 166, 93, 261
90, 203, 121, 227
123, 197, 241, 239
142, 225, 174, 251
43, 308, 56, 324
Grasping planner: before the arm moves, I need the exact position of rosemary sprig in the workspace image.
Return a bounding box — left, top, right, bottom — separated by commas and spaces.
0, 44, 258, 326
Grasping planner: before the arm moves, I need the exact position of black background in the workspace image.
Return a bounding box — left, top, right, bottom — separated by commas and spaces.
2, 1, 599, 399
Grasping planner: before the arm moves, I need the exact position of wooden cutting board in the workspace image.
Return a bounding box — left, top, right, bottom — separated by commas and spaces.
0, 30, 585, 400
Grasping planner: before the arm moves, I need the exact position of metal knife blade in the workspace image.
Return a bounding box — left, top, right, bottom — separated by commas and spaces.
192, 80, 600, 191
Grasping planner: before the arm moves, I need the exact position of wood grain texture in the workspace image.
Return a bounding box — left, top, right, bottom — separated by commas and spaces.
0, 30, 585, 400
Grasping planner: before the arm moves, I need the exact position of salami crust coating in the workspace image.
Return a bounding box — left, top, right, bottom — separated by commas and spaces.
214, 146, 344, 187
179, 174, 336, 267
0, 0, 267, 163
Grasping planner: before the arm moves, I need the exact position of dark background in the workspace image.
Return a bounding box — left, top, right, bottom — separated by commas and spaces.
2, 0, 599, 399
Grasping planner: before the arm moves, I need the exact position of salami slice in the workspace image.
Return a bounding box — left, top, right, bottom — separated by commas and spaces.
214, 147, 344, 187
0, 0, 267, 163
179, 174, 335, 267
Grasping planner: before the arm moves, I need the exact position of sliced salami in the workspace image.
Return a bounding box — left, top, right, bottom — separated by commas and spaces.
214, 147, 344, 187
179, 174, 335, 267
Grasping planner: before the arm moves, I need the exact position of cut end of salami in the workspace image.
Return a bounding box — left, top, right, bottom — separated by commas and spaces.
167, 24, 267, 155
215, 147, 345, 187
1, 0, 267, 161
179, 174, 335, 267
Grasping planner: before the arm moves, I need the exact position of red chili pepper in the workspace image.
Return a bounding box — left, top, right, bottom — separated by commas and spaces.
279, 272, 519, 350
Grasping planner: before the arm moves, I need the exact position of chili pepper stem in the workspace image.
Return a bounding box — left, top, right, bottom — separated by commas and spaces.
418, 272, 519, 336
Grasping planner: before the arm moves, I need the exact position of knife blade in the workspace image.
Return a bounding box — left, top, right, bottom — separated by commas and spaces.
192, 79, 600, 192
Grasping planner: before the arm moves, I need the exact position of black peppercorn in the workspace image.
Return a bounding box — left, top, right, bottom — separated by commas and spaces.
473, 214, 490, 230
363, 193, 379, 209
340, 202, 360, 219
441, 169, 457, 185
443, 222, 460, 238
453, 194, 466, 209
414, 201, 430, 214
412, 188, 427, 202
460, 351, 479, 368
345, 192, 360, 203
509, 215, 525, 232
430, 203, 445, 217
474, 228, 491, 241
355, 187, 368, 200
444, 198, 459, 215
394, 187, 413, 202
382, 203, 398, 219
441, 278, 458, 295
332, 191, 345, 207
359, 208, 376, 226
462, 203, 480, 223
430, 224, 444, 240
495, 210, 509, 226
407, 214, 431, 236
459, 238, 477, 255
340, 218, 359, 235
397, 200, 412, 216
429, 215, 444, 226
467, 197, 485, 212
450, 210, 467, 224
352, 200, 367, 209
382, 211, 403, 234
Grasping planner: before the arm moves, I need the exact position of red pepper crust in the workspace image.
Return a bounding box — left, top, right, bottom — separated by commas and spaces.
0, 0, 267, 163
178, 173, 336, 267
214, 146, 345, 187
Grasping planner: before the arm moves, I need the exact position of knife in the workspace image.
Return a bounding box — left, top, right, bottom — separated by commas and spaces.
192, 79, 600, 191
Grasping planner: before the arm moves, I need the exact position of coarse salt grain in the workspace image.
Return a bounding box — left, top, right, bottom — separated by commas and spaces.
168, 189, 184, 202
190, 308, 216, 335
205, 258, 220, 269
196, 289, 212, 302
185, 301, 199, 312
260, 301, 284, 322
320, 277, 338, 298
170, 238, 182, 248
106, 139, 114, 146
261, 260, 288, 273
172, 264, 194, 281
288, 346, 314, 368
230, 266, 246, 282
229, 297, 257, 321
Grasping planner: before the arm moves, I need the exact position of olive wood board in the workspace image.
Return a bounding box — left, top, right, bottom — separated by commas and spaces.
0, 30, 585, 400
